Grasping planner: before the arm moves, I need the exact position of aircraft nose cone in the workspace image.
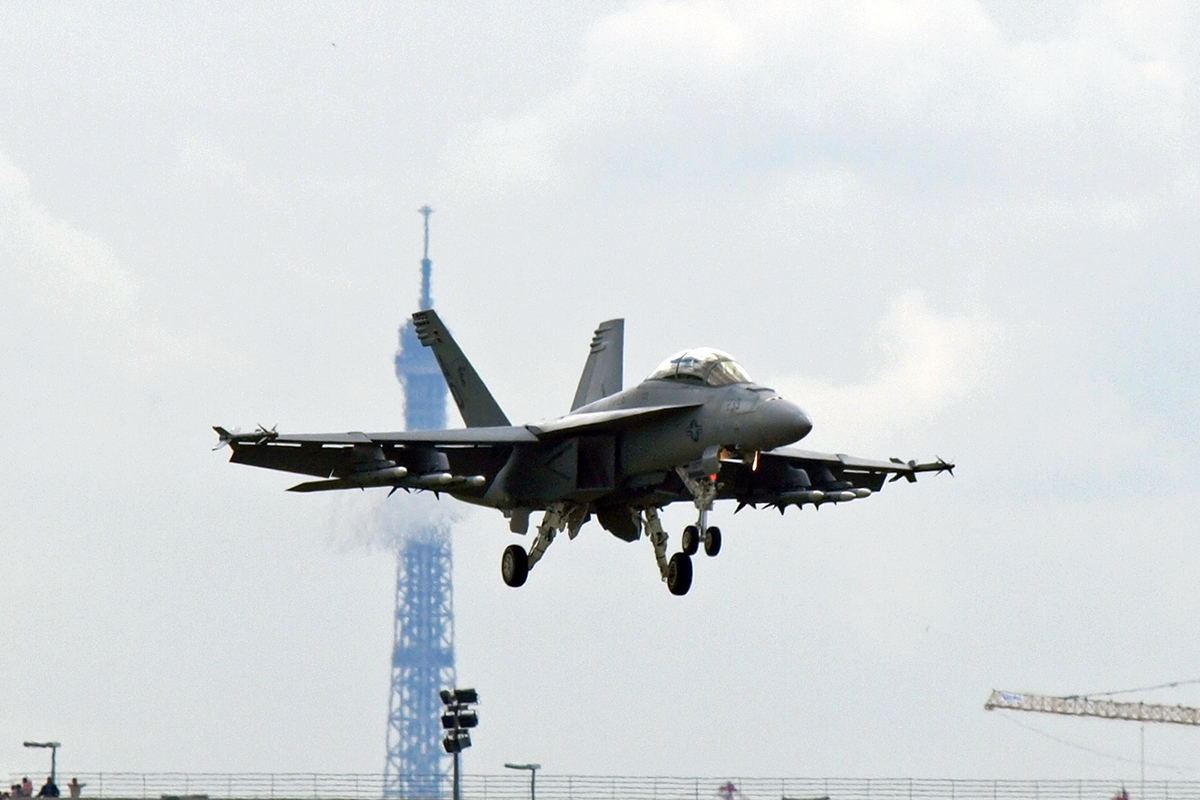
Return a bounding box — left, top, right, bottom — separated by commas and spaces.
761, 397, 812, 446
783, 399, 813, 442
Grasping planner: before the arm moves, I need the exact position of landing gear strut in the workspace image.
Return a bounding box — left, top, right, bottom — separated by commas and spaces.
642, 508, 694, 596
501, 501, 587, 588
647, 468, 727, 595
675, 466, 721, 550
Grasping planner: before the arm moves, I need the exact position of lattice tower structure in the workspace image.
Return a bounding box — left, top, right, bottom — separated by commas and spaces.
384, 206, 456, 799
985, 689, 1200, 726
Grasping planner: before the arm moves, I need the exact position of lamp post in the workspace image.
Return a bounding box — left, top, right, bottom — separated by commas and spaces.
504, 763, 540, 800
23, 742, 61, 784
441, 688, 479, 800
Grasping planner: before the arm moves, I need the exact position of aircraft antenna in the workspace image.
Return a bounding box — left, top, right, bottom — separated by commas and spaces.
385, 206, 456, 798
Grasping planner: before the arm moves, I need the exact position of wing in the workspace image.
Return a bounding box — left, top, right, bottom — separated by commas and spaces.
213, 400, 701, 495
213, 425, 532, 493
717, 445, 954, 510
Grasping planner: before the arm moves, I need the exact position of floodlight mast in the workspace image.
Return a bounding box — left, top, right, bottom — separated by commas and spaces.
23, 742, 61, 783
504, 763, 541, 800
441, 688, 479, 800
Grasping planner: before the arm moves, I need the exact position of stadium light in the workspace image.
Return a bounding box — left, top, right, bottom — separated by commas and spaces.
504, 762, 541, 800
23, 742, 61, 783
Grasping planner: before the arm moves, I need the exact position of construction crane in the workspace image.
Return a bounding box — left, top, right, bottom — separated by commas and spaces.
985, 689, 1200, 726
987, 687, 1200, 795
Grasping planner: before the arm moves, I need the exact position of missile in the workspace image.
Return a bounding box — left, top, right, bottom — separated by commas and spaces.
824, 490, 857, 502
288, 466, 410, 492
414, 471, 454, 487
779, 490, 825, 505
853, 488, 872, 498
347, 466, 409, 486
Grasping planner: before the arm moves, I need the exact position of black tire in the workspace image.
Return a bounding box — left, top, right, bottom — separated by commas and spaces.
667, 552, 693, 596
681, 525, 700, 556
703, 526, 722, 557
501, 544, 529, 587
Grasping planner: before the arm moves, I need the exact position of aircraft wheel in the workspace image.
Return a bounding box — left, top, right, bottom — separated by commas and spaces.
666, 552, 693, 596
681, 525, 700, 556
703, 526, 722, 557
501, 544, 529, 587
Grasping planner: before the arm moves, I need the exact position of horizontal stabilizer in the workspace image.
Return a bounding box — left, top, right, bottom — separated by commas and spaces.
412, 309, 510, 428
571, 319, 624, 411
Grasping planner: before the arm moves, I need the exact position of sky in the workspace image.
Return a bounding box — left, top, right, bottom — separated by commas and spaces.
2, 0, 1200, 784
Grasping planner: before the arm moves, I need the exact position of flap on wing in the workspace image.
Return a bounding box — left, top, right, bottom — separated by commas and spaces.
527, 403, 701, 436
276, 426, 538, 445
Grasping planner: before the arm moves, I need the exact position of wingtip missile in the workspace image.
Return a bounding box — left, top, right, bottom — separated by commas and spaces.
213, 424, 278, 450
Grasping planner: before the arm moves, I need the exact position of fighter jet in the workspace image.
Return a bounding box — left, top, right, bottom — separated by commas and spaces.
216, 310, 952, 595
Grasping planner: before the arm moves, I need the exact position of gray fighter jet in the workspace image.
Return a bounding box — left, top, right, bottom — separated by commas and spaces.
216, 310, 952, 595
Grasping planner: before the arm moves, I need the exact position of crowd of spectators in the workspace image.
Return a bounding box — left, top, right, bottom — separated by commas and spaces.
3, 777, 83, 799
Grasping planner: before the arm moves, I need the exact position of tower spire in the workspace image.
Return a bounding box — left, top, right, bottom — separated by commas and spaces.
419, 206, 433, 311
386, 205, 455, 800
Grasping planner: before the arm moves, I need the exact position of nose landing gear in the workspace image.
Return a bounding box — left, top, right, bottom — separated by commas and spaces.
703, 526, 721, 556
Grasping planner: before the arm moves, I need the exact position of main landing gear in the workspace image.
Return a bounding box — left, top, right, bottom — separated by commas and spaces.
500, 501, 587, 588
500, 492, 723, 596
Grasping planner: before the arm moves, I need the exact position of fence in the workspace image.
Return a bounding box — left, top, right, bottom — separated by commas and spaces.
5, 775, 1190, 800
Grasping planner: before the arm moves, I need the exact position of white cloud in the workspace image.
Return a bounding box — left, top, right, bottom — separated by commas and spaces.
444, 0, 1189, 198
777, 290, 1001, 446
177, 137, 249, 188
0, 150, 134, 326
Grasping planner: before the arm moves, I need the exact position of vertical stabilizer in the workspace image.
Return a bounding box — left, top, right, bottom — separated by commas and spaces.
412, 309, 511, 428
571, 319, 624, 411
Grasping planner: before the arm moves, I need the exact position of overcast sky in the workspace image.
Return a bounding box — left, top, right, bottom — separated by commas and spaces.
3, 0, 1200, 784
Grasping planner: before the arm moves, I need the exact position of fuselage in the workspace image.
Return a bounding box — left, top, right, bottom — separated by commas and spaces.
574, 377, 812, 478
464, 348, 813, 512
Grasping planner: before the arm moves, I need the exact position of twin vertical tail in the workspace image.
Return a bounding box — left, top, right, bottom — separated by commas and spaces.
571, 319, 624, 411
412, 309, 511, 428
412, 310, 624, 424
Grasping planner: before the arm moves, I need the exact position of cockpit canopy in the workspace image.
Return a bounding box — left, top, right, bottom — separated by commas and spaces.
647, 348, 754, 387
